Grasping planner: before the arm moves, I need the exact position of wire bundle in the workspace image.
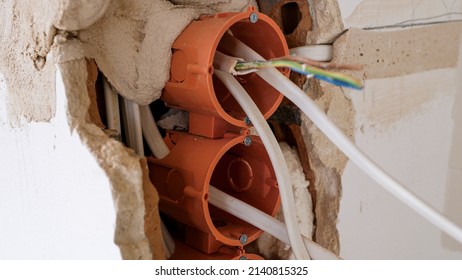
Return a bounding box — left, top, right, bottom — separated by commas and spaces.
234, 58, 363, 90
221, 34, 462, 248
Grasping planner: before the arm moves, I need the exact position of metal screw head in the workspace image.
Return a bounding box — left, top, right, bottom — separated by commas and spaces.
244, 116, 252, 126
249, 12, 258, 23
239, 234, 248, 244
243, 136, 252, 146
239, 256, 247, 260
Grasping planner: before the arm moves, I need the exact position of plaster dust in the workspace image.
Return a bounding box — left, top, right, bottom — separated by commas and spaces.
256, 142, 314, 260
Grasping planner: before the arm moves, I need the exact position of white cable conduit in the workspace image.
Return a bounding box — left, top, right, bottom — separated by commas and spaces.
214, 69, 310, 260
138, 105, 176, 258
209, 186, 288, 243
289, 45, 333, 62
122, 98, 144, 156
104, 81, 175, 258
140, 106, 170, 159
103, 78, 121, 134
208, 186, 339, 260
220, 34, 462, 245
140, 97, 338, 259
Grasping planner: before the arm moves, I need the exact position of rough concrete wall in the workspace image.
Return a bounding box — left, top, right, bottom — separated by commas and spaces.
299, 0, 349, 254
306, 0, 344, 44
0, 1, 57, 125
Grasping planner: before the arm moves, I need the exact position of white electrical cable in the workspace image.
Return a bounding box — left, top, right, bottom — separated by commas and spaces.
208, 186, 339, 259
104, 82, 175, 258
122, 98, 144, 156
138, 105, 176, 258
289, 45, 333, 62
214, 69, 311, 260
209, 186, 288, 244
221, 34, 462, 245
103, 77, 121, 134
140, 105, 170, 159
140, 96, 339, 259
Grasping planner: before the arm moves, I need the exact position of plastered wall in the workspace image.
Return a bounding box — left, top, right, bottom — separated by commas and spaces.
335, 0, 462, 259
0, 63, 121, 259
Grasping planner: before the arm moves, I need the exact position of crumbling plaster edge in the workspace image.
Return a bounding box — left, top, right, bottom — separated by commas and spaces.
53, 47, 164, 259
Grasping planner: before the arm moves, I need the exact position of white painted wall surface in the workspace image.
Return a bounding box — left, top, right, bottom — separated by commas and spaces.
336, 0, 462, 259
0, 68, 121, 259
339, 88, 462, 259
338, 0, 462, 28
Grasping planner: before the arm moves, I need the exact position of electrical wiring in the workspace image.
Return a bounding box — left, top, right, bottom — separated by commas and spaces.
103, 77, 121, 134
138, 105, 176, 258
279, 55, 364, 71
234, 59, 363, 90
289, 45, 333, 62
220, 33, 462, 245
107, 87, 175, 257
214, 69, 311, 260
208, 186, 340, 259
141, 101, 338, 259
122, 98, 144, 156
140, 105, 170, 159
